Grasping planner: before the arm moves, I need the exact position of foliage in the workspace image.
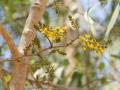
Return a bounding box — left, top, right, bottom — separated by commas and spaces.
0, 0, 120, 90
80, 34, 110, 54
35, 22, 67, 43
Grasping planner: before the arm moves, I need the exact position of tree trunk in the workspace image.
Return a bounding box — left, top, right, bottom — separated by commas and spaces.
9, 0, 48, 90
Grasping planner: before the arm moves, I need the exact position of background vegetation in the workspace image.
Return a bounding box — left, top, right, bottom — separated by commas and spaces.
0, 0, 120, 90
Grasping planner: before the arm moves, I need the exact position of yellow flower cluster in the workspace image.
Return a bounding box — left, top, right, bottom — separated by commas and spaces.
80, 34, 105, 54
39, 25, 67, 42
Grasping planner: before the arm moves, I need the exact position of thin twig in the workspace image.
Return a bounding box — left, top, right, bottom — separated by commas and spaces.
38, 35, 79, 53
46, 36, 53, 48
0, 35, 79, 65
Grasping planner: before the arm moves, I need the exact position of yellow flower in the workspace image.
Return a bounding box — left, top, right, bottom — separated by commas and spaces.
47, 31, 56, 38
99, 48, 104, 53
84, 34, 91, 38
56, 26, 67, 33
38, 24, 67, 42
80, 34, 107, 54
89, 44, 94, 49
80, 37, 86, 41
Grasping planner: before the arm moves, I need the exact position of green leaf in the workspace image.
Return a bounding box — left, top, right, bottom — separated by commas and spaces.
29, 59, 35, 65
105, 4, 120, 39
98, 62, 105, 70
70, 72, 82, 87
101, 77, 107, 84
50, 49, 58, 54
4, 74, 11, 83
43, 11, 49, 25
57, 50, 66, 55
111, 55, 120, 59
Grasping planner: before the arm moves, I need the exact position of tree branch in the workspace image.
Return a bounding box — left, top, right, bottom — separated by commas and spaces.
0, 24, 19, 57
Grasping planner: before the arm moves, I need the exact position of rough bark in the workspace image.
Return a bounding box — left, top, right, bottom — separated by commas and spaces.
9, 0, 48, 90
